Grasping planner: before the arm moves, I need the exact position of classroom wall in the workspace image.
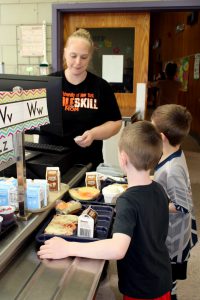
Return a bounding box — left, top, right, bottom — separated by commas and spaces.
0, 0, 76, 75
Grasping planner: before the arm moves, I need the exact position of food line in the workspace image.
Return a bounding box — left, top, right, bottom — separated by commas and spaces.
0, 164, 107, 300
0, 87, 119, 299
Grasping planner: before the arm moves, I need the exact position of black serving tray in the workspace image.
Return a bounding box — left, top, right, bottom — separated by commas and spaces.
35, 204, 114, 245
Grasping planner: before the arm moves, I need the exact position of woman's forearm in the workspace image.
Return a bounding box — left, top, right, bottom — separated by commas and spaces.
90, 120, 122, 140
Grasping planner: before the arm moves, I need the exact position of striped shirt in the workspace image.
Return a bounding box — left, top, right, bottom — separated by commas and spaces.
154, 149, 198, 263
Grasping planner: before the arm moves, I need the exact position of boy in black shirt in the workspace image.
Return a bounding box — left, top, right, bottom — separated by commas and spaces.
38, 121, 172, 300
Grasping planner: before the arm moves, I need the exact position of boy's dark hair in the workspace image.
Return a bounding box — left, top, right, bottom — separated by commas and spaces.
151, 104, 192, 146
165, 62, 178, 79
118, 120, 162, 171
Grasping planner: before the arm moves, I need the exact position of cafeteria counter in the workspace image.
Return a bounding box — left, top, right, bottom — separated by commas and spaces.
0, 163, 105, 300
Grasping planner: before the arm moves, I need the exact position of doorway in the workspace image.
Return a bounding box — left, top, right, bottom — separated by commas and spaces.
52, 1, 200, 136
61, 12, 149, 117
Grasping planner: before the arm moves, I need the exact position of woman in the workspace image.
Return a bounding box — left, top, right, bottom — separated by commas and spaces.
41, 28, 122, 169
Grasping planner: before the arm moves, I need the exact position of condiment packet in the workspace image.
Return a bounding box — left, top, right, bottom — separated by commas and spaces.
74, 136, 83, 142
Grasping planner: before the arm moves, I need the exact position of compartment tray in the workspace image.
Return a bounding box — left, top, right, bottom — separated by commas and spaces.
35, 204, 114, 244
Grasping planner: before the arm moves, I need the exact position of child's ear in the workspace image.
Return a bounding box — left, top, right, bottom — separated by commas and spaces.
119, 150, 128, 170
160, 132, 166, 141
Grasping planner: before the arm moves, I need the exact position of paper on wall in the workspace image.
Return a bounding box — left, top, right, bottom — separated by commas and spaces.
102, 55, 123, 83
19, 25, 45, 57
194, 53, 200, 80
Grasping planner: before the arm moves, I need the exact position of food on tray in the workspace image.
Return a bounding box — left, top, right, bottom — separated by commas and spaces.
102, 183, 127, 204
69, 186, 100, 201
44, 214, 78, 236
103, 183, 127, 193
55, 200, 82, 215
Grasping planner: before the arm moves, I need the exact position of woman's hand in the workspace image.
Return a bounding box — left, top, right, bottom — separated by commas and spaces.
74, 120, 122, 148
74, 130, 94, 147
37, 237, 70, 260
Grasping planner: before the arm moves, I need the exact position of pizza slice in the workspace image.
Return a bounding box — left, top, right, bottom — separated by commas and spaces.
44, 214, 78, 236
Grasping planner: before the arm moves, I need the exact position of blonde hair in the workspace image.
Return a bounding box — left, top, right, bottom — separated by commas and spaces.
119, 121, 162, 171
67, 28, 94, 49
63, 28, 94, 68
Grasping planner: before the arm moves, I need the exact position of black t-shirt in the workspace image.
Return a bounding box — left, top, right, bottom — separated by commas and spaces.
40, 70, 121, 168
112, 181, 172, 298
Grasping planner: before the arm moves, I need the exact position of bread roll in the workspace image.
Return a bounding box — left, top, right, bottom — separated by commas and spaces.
55, 200, 82, 215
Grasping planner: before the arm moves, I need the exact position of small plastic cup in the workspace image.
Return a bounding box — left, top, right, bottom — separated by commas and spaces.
0, 206, 15, 226
102, 184, 125, 204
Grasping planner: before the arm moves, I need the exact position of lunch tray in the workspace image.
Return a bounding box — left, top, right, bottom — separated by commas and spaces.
35, 204, 115, 245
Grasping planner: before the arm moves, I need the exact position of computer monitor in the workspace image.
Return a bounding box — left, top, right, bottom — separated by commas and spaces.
0, 74, 63, 137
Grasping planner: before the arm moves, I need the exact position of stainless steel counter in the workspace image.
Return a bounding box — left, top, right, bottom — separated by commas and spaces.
0, 239, 104, 300
0, 164, 105, 300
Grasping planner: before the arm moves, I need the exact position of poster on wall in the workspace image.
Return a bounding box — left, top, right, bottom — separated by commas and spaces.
0, 88, 49, 166
175, 56, 190, 92
19, 25, 44, 57
194, 53, 200, 80
102, 55, 123, 83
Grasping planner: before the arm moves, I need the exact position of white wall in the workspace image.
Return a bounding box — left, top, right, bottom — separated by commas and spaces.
0, 0, 60, 75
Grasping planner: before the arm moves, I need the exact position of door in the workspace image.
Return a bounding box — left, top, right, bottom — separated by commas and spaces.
61, 12, 150, 117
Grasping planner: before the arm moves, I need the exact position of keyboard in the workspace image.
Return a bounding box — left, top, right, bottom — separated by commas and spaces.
24, 142, 70, 154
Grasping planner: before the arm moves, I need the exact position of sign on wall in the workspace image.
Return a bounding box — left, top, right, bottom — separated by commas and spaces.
0, 88, 49, 165
175, 56, 190, 92
19, 25, 45, 57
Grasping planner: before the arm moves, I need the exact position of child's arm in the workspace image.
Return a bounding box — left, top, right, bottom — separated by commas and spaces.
169, 202, 178, 213
169, 201, 189, 214
167, 168, 191, 214
37, 233, 131, 260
